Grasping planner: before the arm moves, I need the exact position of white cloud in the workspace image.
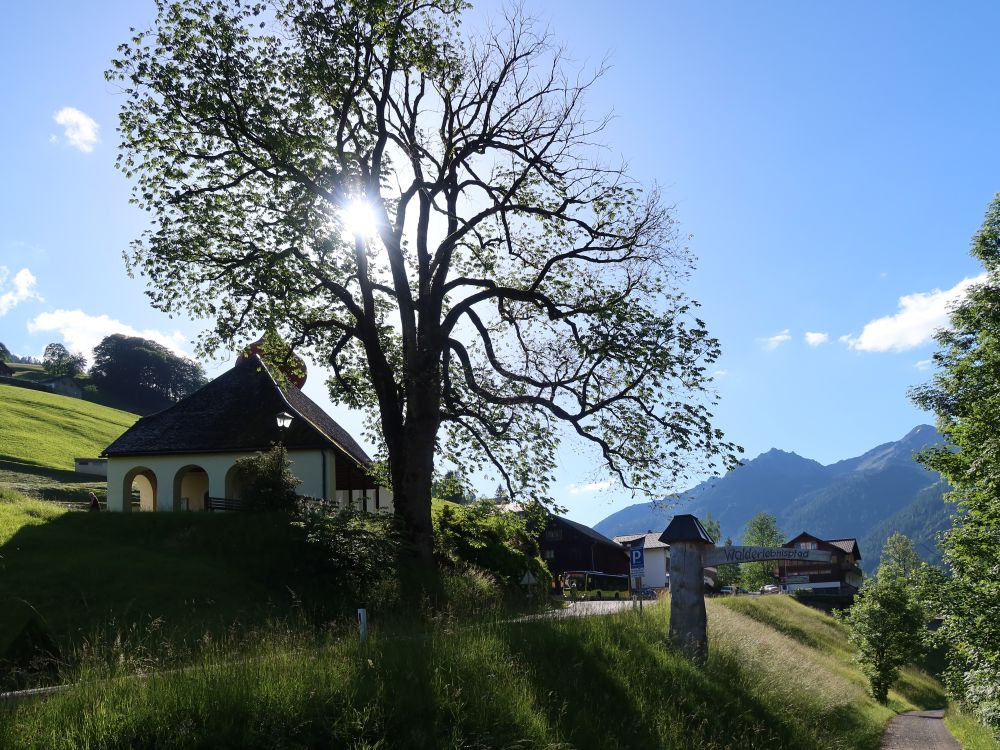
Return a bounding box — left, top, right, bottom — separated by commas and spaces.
844, 273, 987, 352
759, 329, 791, 351
568, 479, 614, 495
27, 309, 190, 362
804, 331, 829, 347
915, 359, 933, 371
0, 267, 42, 316
712, 369, 728, 378
52, 107, 100, 153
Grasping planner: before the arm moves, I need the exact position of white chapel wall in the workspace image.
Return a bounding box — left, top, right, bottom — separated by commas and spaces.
107, 449, 348, 511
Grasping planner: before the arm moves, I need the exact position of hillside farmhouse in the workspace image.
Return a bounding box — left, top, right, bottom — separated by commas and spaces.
539, 515, 628, 589
103, 355, 391, 513
777, 532, 863, 594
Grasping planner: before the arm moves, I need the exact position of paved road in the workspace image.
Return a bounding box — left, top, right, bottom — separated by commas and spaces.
881, 710, 960, 750
545, 599, 641, 618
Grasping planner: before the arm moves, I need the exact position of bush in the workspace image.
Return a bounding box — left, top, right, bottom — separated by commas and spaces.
433, 500, 550, 598
436, 564, 505, 618
232, 444, 300, 511
293, 498, 402, 609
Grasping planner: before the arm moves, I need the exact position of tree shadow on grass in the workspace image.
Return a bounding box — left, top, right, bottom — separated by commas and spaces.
0, 509, 340, 663
496, 616, 788, 750
499, 611, 884, 750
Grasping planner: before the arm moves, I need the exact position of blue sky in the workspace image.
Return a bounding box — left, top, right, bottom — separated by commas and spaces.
2, 2, 997, 527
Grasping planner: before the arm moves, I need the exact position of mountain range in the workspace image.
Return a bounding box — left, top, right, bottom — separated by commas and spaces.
592, 425, 953, 573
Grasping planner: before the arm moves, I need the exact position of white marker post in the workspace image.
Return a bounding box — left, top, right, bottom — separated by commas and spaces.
357, 606, 368, 643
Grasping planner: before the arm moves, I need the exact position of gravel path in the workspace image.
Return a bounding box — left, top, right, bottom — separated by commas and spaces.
881, 709, 960, 750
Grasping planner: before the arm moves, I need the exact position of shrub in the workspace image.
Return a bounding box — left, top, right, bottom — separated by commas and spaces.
293, 498, 402, 609
232, 444, 300, 511
433, 499, 550, 597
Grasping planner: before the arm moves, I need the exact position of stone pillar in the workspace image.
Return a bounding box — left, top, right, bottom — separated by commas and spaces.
659, 513, 715, 663
668, 541, 708, 662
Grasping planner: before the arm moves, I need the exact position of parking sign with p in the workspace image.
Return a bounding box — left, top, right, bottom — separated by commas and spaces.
629, 545, 644, 576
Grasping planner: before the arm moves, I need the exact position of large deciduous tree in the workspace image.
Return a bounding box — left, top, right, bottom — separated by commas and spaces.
42, 343, 86, 377
108, 0, 740, 566
90, 334, 207, 404
841, 554, 926, 705
739, 512, 784, 591
909, 193, 1000, 730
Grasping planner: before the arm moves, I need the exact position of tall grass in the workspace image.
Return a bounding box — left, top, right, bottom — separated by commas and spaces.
0, 493, 349, 662
946, 703, 1000, 750
1, 598, 949, 749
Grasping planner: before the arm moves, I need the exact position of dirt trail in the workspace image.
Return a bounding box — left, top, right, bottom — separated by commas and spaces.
881, 709, 960, 750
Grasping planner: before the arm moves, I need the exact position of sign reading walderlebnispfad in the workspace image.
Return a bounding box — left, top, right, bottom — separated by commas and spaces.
660, 515, 834, 663
702, 545, 831, 567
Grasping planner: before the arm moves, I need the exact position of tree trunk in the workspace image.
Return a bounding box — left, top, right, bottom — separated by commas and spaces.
387, 350, 442, 574
391, 427, 437, 569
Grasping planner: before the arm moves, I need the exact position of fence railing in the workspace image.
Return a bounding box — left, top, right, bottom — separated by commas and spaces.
205, 496, 243, 512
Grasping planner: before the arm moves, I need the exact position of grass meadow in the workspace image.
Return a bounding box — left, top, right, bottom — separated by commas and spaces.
0, 593, 948, 749
1, 384, 993, 748
0, 493, 339, 654
0, 493, 953, 750
947, 704, 1000, 750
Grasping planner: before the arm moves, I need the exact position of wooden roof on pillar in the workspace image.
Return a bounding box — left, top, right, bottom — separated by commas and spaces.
658, 514, 716, 545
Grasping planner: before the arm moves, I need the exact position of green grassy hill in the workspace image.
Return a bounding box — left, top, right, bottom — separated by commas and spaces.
0, 573, 948, 748
6, 362, 49, 382
0, 384, 136, 504
0, 384, 136, 471
4, 362, 174, 415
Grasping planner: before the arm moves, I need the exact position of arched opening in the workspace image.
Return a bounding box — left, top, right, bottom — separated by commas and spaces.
173, 465, 209, 512
224, 463, 247, 503
124, 467, 157, 512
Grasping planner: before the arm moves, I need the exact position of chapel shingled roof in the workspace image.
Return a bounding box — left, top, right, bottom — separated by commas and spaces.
102, 356, 370, 467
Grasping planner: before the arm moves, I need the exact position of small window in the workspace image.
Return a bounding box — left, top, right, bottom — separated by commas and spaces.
545, 529, 563, 541
543, 549, 555, 560
796, 541, 817, 550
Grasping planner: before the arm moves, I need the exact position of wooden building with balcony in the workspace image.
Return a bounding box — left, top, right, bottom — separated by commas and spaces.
776, 532, 863, 594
